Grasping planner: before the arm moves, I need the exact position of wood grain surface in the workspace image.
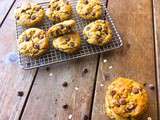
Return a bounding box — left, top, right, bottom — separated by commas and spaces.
0, 0, 159, 120
0, 0, 37, 120
91, 0, 158, 120
0, 0, 16, 26
153, 0, 160, 116
21, 56, 98, 120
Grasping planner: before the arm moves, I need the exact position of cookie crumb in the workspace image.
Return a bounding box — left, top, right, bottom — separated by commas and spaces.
103, 59, 107, 63
83, 68, 88, 74
75, 87, 79, 91
17, 91, 24, 97
100, 84, 104, 87
147, 117, 152, 120
108, 66, 112, 69
83, 115, 89, 120
143, 82, 147, 86
62, 82, 68, 87
46, 67, 50, 71
62, 104, 68, 109
49, 73, 53, 76
68, 114, 72, 119
148, 84, 154, 90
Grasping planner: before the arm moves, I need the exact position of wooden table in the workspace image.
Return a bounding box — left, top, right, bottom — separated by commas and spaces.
0, 0, 159, 120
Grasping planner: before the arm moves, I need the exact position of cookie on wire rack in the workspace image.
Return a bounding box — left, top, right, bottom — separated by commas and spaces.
47, 19, 76, 38
83, 20, 112, 46
15, 2, 45, 27
18, 28, 49, 58
76, 0, 102, 20
46, 0, 73, 23
53, 32, 81, 54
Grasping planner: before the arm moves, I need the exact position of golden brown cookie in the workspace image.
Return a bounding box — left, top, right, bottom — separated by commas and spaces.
105, 77, 148, 120
76, 0, 102, 20
18, 28, 49, 58
15, 3, 45, 27
83, 20, 112, 46
46, 0, 72, 23
53, 32, 81, 54
47, 19, 76, 38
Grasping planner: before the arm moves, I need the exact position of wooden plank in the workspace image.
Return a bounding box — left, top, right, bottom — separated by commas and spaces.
0, 0, 16, 26
21, 56, 98, 120
0, 0, 37, 120
91, 0, 158, 120
153, 0, 160, 116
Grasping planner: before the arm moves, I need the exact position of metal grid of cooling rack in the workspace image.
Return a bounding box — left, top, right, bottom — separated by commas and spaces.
16, 0, 123, 69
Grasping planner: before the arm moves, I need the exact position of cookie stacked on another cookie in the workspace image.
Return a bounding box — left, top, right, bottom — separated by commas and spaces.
47, 19, 81, 54
76, 0, 102, 20
105, 77, 148, 120
15, 3, 45, 27
46, 0, 73, 23
83, 20, 112, 46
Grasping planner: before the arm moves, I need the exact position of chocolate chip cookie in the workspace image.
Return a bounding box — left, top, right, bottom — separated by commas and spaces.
15, 3, 45, 27
83, 20, 112, 46
18, 28, 49, 58
46, 0, 72, 23
105, 77, 148, 120
76, 0, 102, 20
47, 19, 76, 38
53, 32, 81, 54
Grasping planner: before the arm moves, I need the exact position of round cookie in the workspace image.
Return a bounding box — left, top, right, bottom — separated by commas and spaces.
15, 3, 45, 27
83, 20, 112, 46
18, 28, 49, 58
46, 0, 72, 23
105, 77, 148, 120
76, 0, 102, 20
53, 32, 81, 54
47, 19, 76, 38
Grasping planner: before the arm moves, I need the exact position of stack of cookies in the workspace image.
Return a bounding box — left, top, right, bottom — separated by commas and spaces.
15, 0, 113, 58
105, 77, 148, 120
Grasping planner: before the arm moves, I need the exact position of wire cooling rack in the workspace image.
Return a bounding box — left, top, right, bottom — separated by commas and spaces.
16, 0, 123, 69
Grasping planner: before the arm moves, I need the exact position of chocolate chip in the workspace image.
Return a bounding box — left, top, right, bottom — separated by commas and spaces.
21, 9, 25, 13
132, 88, 139, 94
31, 15, 36, 20
39, 35, 44, 39
83, 68, 88, 74
86, 27, 90, 31
83, 115, 89, 120
56, 7, 60, 11
113, 100, 120, 107
84, 0, 89, 4
48, 5, 51, 8
127, 103, 136, 111
119, 98, 126, 105
92, 13, 95, 16
24, 36, 30, 41
35, 7, 41, 11
62, 104, 68, 109
70, 42, 74, 48
97, 26, 102, 31
110, 90, 116, 96
17, 91, 24, 97
35, 45, 40, 49
15, 16, 19, 20
62, 81, 68, 87
66, 1, 69, 5
148, 84, 154, 90
59, 25, 64, 29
